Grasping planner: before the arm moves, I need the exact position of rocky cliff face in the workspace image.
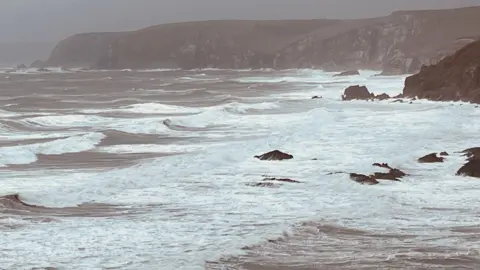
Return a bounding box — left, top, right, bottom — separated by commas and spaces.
95, 20, 341, 69
275, 7, 480, 73
403, 40, 480, 103
45, 6, 480, 72
45, 32, 127, 68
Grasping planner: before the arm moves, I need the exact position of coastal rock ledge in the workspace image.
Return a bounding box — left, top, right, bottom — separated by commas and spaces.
403, 39, 480, 103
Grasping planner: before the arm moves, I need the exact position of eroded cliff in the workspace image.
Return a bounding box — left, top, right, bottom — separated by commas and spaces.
403, 40, 480, 103
45, 32, 127, 68
45, 6, 480, 72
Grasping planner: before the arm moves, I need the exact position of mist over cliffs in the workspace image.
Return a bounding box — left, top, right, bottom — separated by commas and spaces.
43, 6, 480, 73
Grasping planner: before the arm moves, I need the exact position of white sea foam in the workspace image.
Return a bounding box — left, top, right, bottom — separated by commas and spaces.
0, 132, 105, 166
22, 114, 112, 128
96, 143, 218, 154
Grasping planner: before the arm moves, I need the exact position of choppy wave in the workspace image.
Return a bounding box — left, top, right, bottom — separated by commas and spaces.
0, 194, 136, 217
0, 132, 105, 166
3, 68, 480, 270
208, 220, 480, 269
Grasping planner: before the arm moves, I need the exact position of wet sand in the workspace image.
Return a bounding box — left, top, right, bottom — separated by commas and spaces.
206, 221, 480, 269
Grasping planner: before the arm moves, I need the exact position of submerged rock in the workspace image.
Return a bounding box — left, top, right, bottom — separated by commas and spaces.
373, 163, 391, 169
349, 173, 379, 185
311, 95, 321, 99
439, 151, 449, 156
254, 150, 293, 161
262, 177, 300, 183
418, 153, 445, 163
246, 182, 280, 188
334, 70, 360, 77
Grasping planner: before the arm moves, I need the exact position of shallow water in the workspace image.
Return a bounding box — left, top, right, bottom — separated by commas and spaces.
0, 68, 479, 270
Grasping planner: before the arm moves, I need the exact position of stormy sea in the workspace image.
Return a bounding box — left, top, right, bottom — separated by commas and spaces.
1, 67, 480, 270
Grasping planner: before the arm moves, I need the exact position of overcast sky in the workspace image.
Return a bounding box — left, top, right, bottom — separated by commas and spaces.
1, 0, 480, 43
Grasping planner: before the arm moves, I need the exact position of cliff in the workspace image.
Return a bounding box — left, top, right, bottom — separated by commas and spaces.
96, 19, 341, 69
45, 6, 480, 72
403, 40, 480, 103
45, 32, 127, 68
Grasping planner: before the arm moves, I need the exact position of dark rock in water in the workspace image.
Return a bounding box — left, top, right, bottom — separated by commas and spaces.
246, 182, 280, 188
392, 99, 404, 103
349, 173, 379, 185
262, 177, 300, 183
37, 68, 50, 72
373, 163, 391, 169
373, 172, 401, 181
311, 95, 321, 99
16, 64, 27, 69
456, 159, 480, 178
254, 150, 293, 161
439, 151, 449, 156
460, 147, 480, 161
342, 85, 374, 101
393, 94, 404, 99
334, 70, 360, 77
389, 168, 407, 178
371, 162, 406, 181
418, 153, 444, 163
375, 93, 391, 100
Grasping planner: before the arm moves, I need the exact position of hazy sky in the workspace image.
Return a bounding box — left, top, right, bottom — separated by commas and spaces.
1, 0, 480, 42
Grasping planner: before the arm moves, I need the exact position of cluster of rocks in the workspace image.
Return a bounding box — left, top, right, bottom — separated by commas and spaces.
248, 150, 297, 187
341, 85, 401, 101
247, 148, 480, 187
348, 163, 407, 185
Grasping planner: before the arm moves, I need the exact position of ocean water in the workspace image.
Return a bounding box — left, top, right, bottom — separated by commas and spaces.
0, 68, 480, 270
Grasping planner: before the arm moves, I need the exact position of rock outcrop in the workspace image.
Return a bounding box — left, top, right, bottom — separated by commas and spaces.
342, 85, 374, 100
460, 147, 480, 161
456, 159, 480, 178
342, 85, 391, 101
40, 6, 480, 71
418, 153, 445, 163
254, 150, 293, 161
403, 39, 480, 103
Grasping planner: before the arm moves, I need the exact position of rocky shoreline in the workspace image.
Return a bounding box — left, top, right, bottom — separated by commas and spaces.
403, 39, 480, 104
248, 147, 480, 188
